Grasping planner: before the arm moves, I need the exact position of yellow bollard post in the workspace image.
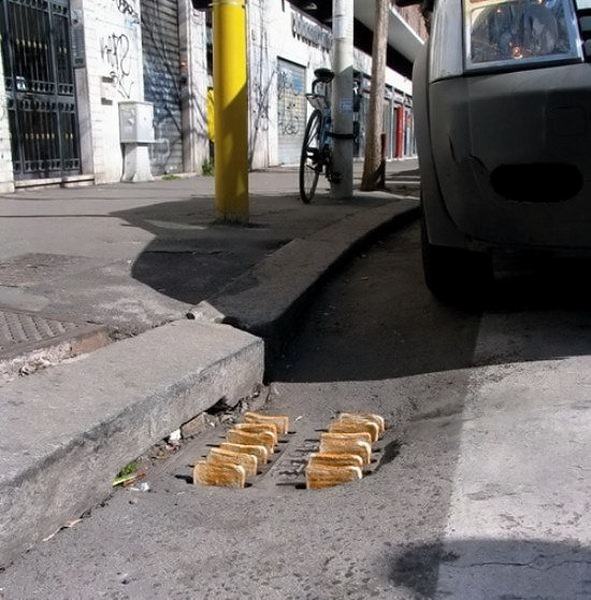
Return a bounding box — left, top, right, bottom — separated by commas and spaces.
212, 0, 249, 223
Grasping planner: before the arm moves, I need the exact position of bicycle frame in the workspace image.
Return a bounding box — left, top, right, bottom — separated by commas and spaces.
300, 70, 344, 203
305, 78, 333, 176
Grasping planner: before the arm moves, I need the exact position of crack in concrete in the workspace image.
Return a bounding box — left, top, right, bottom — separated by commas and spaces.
457, 558, 591, 571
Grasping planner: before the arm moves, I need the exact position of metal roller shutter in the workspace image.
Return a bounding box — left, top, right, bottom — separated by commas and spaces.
356, 90, 370, 159
277, 58, 306, 166
141, 0, 183, 175
383, 99, 391, 159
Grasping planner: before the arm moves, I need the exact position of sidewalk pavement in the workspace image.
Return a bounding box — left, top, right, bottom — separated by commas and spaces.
0, 159, 419, 566
0, 159, 418, 361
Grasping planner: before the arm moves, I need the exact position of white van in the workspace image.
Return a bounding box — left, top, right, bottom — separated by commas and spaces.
413, 0, 590, 299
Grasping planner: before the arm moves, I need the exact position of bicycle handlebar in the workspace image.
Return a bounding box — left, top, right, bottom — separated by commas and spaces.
311, 78, 330, 99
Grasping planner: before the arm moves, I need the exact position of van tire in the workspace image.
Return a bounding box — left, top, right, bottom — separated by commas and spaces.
421, 215, 493, 304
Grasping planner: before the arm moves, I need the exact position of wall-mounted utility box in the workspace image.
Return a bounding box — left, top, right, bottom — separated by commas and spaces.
119, 101, 155, 144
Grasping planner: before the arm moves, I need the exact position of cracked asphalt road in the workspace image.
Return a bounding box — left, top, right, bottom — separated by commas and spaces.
1, 222, 591, 599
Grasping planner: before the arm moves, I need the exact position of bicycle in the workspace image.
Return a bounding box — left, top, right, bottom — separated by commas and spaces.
299, 68, 341, 204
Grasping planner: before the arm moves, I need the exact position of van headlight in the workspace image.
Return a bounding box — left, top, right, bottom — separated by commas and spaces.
429, 0, 583, 82
465, 0, 583, 71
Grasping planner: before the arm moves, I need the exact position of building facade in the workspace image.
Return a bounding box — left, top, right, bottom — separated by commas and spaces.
0, 0, 423, 193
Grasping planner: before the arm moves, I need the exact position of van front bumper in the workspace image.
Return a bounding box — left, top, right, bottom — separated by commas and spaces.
428, 62, 591, 252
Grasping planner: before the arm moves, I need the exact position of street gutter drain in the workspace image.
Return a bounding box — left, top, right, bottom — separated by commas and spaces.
277, 413, 391, 490
193, 412, 291, 488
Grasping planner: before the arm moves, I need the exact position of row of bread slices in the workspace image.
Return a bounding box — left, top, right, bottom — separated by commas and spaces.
193, 412, 289, 488
305, 412, 387, 490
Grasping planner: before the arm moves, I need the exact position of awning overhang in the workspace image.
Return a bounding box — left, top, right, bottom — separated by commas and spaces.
354, 0, 424, 63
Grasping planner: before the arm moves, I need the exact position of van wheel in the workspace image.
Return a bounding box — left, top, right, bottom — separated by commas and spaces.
421, 217, 493, 304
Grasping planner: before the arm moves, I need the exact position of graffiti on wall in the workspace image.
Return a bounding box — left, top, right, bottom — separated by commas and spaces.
0, 94, 5, 166
96, 0, 140, 101
141, 0, 183, 174
114, 0, 140, 23
101, 33, 134, 99
248, 1, 274, 168
251, 82, 270, 133
277, 68, 303, 137
291, 11, 330, 52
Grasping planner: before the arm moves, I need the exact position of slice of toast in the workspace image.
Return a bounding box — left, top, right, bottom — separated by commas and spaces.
244, 412, 289, 436
329, 417, 380, 443
341, 412, 386, 435
233, 422, 278, 445
319, 433, 372, 465
227, 429, 275, 454
321, 431, 372, 445
308, 452, 364, 469
305, 464, 363, 490
219, 442, 269, 466
207, 448, 258, 477
193, 461, 246, 488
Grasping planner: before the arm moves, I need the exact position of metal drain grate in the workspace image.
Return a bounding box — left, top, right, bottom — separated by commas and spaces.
0, 306, 103, 359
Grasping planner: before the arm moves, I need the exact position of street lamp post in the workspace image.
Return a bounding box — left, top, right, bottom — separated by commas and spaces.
212, 0, 249, 223
331, 0, 354, 200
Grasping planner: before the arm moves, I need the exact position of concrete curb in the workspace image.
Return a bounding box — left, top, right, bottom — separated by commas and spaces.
190, 198, 420, 366
0, 320, 263, 566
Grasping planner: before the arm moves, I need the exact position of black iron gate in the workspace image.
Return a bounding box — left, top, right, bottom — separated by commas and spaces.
0, 0, 80, 180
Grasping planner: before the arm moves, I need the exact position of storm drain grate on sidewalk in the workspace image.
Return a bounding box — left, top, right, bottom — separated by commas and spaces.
0, 306, 107, 361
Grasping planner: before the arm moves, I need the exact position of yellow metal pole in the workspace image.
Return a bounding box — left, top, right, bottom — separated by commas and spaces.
212, 0, 249, 223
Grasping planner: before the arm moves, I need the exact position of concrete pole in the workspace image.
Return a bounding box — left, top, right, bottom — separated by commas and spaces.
212, 0, 249, 223
331, 0, 354, 200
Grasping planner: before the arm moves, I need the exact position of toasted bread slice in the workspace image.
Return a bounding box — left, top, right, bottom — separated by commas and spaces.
329, 417, 380, 443
305, 464, 363, 489
227, 429, 275, 454
219, 442, 269, 466
341, 412, 386, 435
244, 412, 289, 436
321, 431, 372, 445
193, 461, 246, 488
233, 422, 278, 445
207, 448, 258, 477
308, 452, 364, 469
319, 433, 372, 465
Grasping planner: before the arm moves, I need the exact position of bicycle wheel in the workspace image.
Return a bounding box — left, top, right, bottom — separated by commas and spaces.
299, 109, 322, 204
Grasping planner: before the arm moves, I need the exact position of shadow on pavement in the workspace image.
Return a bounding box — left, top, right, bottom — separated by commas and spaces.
487, 256, 591, 311
110, 191, 386, 306
109, 196, 291, 305
273, 223, 591, 383
389, 538, 591, 599
273, 222, 483, 382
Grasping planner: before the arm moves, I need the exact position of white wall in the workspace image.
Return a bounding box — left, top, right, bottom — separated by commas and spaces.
0, 0, 414, 185
0, 0, 145, 187
0, 46, 14, 193
179, 3, 210, 173
353, 48, 413, 96
75, 0, 145, 183
248, 0, 331, 169
247, 0, 414, 169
